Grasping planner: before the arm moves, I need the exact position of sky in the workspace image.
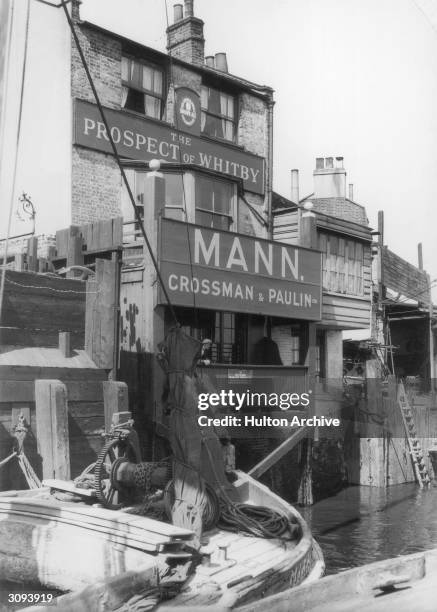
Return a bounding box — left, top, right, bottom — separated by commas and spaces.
0, 0, 11, 130
80, 0, 437, 299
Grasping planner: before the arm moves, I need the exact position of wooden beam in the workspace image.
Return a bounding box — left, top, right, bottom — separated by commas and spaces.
35, 379, 70, 480
248, 426, 308, 479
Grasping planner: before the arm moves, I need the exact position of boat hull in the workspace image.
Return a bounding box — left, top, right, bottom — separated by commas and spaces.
0, 473, 324, 610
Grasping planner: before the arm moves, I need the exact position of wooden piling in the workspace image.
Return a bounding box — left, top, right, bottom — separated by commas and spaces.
59, 332, 71, 358
35, 379, 70, 480
298, 437, 313, 506
85, 258, 118, 370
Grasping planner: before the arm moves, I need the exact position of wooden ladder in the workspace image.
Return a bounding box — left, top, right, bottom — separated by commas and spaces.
397, 381, 430, 488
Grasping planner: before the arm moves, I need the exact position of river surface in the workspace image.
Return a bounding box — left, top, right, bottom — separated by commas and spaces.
300, 482, 437, 574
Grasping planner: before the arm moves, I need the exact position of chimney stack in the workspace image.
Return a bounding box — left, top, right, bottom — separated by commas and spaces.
313, 156, 347, 199
348, 183, 354, 200
291, 169, 300, 205
167, 0, 205, 66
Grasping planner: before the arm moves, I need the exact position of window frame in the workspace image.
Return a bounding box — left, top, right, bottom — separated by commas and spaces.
200, 84, 237, 143
194, 172, 238, 232
121, 55, 165, 120
319, 231, 365, 297
122, 169, 239, 232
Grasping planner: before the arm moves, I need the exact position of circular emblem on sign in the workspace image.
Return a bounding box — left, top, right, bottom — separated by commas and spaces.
179, 97, 197, 126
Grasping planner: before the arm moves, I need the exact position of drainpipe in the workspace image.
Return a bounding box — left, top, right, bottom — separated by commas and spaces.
265, 92, 274, 239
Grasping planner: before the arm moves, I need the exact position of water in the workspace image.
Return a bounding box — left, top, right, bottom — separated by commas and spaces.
300, 482, 437, 574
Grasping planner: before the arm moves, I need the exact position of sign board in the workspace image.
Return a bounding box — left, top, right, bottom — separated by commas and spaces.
174, 87, 201, 136
73, 99, 265, 195
159, 219, 322, 320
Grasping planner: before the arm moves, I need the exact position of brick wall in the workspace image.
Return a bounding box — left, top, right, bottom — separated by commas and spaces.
72, 148, 121, 224
71, 25, 122, 108
70, 12, 270, 235
166, 17, 205, 66
71, 16, 122, 224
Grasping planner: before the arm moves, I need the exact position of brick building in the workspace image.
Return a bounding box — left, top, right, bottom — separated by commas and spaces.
0, 0, 371, 495
71, 0, 273, 235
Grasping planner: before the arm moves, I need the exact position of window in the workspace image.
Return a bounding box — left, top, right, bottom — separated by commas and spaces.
174, 308, 246, 364
163, 173, 186, 221
318, 232, 364, 296
201, 85, 236, 142
121, 56, 164, 119
195, 175, 235, 230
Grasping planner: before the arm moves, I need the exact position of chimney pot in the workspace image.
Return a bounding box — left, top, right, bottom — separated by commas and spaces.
348, 183, 354, 200
174, 3, 183, 22
205, 55, 215, 68
215, 52, 228, 72
184, 0, 194, 17
335, 156, 344, 168
325, 157, 334, 169
316, 157, 324, 170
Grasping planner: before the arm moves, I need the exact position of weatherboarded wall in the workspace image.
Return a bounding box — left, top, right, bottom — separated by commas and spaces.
0, 270, 86, 348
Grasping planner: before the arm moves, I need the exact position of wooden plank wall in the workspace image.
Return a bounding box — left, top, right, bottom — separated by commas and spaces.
0, 270, 86, 348
382, 247, 429, 301
272, 208, 372, 330
56, 217, 123, 259
272, 209, 300, 245
345, 379, 437, 486
85, 259, 118, 370
0, 366, 107, 489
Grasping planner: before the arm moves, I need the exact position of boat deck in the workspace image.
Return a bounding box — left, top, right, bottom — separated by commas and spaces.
163, 528, 298, 607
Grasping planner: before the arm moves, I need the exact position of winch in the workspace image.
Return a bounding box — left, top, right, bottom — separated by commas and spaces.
93, 413, 171, 510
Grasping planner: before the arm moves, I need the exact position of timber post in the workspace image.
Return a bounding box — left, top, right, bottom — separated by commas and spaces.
66, 226, 84, 278
297, 201, 317, 505
85, 258, 118, 371
143, 164, 166, 439
59, 332, 71, 358
35, 379, 70, 480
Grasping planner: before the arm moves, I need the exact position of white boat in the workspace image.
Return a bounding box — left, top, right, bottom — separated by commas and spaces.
0, 471, 324, 610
